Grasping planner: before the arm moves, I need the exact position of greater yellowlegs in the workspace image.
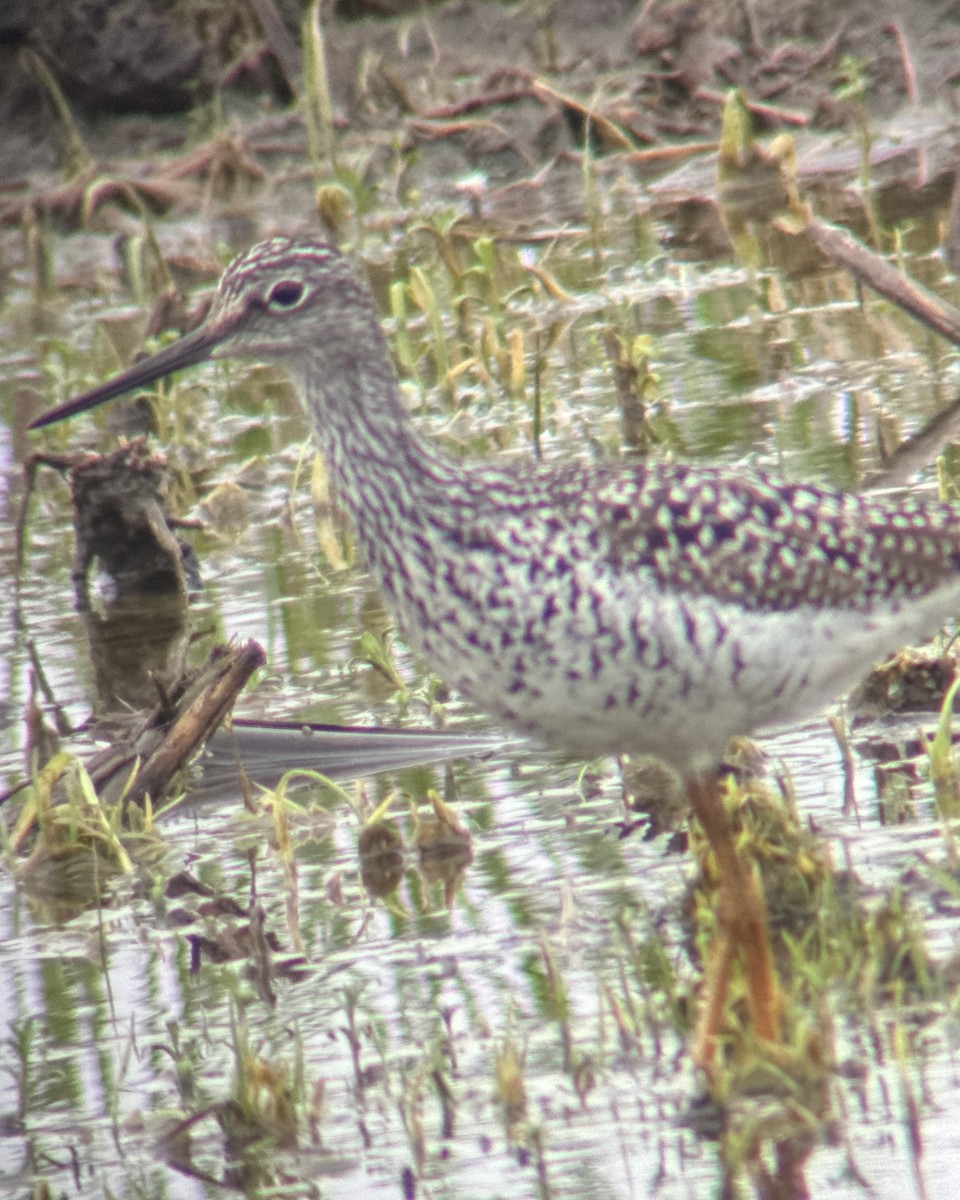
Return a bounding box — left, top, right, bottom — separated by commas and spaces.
31, 237, 960, 1064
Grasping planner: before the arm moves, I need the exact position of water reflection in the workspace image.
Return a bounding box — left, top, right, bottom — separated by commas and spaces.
3, 206, 960, 1198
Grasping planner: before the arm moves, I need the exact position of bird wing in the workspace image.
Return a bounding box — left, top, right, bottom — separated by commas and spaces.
577, 461, 960, 613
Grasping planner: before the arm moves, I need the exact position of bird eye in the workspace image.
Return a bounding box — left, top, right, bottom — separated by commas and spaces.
266, 279, 306, 309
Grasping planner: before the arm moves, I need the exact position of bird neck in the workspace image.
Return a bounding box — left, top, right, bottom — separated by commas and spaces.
297, 349, 463, 533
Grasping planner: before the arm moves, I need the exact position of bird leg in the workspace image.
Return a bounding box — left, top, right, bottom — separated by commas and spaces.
686, 772, 781, 1067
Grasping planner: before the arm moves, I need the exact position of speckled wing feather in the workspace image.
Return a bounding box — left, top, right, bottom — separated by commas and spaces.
578, 462, 960, 612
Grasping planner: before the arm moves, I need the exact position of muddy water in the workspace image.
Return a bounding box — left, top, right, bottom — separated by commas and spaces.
2, 214, 960, 1200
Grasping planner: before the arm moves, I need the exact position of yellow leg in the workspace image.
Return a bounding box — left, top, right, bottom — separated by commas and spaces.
687, 773, 780, 1067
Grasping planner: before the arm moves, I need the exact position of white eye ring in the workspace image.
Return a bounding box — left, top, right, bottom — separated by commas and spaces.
266, 279, 306, 309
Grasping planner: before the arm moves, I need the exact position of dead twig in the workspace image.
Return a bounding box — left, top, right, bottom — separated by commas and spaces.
884, 22, 920, 105
800, 218, 960, 346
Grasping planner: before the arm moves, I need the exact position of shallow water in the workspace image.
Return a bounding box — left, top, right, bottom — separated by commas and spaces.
2, 162, 960, 1199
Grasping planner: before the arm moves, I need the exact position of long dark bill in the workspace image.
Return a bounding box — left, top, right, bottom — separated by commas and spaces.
29, 324, 225, 430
